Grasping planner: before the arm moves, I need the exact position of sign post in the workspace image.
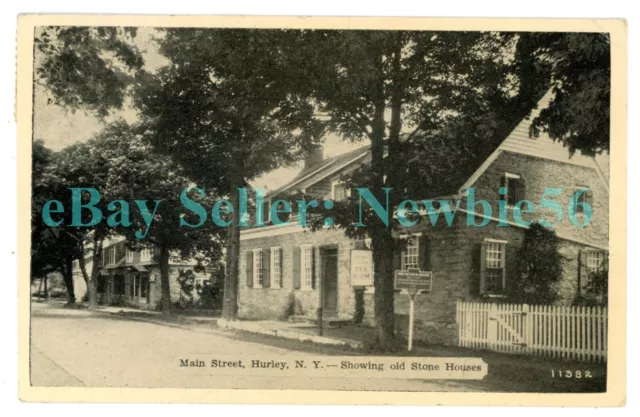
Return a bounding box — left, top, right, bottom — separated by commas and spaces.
394, 268, 432, 352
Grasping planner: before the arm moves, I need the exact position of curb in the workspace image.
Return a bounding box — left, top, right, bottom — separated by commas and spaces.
217, 319, 363, 349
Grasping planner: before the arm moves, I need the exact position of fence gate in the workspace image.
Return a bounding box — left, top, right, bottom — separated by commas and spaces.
456, 301, 607, 363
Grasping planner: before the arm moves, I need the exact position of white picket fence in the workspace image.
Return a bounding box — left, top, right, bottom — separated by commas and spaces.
456, 301, 607, 363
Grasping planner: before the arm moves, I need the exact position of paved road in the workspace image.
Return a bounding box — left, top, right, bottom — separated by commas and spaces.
30, 302, 481, 391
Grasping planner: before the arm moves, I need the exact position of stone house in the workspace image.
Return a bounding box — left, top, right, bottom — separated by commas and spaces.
238, 92, 609, 345
72, 238, 209, 309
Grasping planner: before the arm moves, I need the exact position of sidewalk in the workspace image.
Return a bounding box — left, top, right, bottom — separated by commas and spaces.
217, 318, 363, 349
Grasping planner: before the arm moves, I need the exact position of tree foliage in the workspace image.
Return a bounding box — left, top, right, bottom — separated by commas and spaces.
507, 223, 565, 305
133, 29, 327, 320
514, 33, 610, 156
35, 27, 144, 118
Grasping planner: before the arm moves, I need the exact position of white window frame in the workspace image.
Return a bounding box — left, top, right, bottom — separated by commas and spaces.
401, 236, 420, 270
126, 248, 134, 264
331, 180, 351, 201
252, 249, 263, 288
300, 244, 314, 290
140, 247, 152, 263
483, 238, 507, 295
504, 172, 521, 207
270, 246, 282, 288
586, 250, 605, 274
108, 246, 116, 266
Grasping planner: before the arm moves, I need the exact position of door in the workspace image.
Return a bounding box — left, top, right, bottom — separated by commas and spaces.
139, 275, 149, 304
322, 249, 338, 314
130, 273, 150, 304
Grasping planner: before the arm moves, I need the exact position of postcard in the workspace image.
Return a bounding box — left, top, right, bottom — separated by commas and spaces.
16, 15, 627, 406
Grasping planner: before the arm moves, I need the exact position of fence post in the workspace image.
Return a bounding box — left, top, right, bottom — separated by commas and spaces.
523, 304, 532, 354
487, 303, 497, 349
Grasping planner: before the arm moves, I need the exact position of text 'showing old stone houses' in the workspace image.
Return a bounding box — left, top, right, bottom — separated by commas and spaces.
238, 92, 609, 345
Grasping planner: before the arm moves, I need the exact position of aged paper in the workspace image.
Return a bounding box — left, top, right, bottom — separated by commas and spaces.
17, 15, 626, 405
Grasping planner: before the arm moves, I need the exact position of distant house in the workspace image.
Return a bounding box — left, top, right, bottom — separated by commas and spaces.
72, 238, 209, 309
237, 91, 609, 345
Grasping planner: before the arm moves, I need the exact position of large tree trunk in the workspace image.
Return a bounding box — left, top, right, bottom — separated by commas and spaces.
221, 167, 242, 321
62, 255, 76, 305
88, 236, 104, 309
159, 243, 172, 313
78, 240, 90, 301
78, 255, 90, 301
368, 45, 396, 350
43, 274, 48, 300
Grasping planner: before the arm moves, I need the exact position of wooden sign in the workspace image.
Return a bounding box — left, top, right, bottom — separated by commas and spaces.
351, 250, 373, 287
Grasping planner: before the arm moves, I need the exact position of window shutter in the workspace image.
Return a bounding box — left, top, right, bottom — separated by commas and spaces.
516, 177, 526, 203
500, 175, 507, 201
586, 189, 594, 208
500, 243, 507, 291
311, 247, 317, 289
245, 251, 253, 288
263, 248, 271, 288
479, 242, 487, 294
578, 250, 588, 295
293, 246, 301, 289
419, 235, 430, 271
278, 249, 283, 288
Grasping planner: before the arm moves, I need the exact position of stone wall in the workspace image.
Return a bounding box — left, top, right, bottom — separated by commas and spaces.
470, 151, 609, 247
239, 228, 358, 320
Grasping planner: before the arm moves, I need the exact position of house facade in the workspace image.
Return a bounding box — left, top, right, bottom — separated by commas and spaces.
238, 92, 609, 345
72, 238, 209, 309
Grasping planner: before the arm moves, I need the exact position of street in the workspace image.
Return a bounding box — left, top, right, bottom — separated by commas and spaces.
30, 302, 480, 391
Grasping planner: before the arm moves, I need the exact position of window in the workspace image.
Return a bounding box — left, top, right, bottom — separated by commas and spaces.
126, 248, 134, 264
575, 187, 593, 214
253, 249, 263, 288
107, 246, 116, 266
141, 247, 152, 263
332, 180, 350, 201
502, 173, 522, 206
482, 240, 506, 295
300, 244, 314, 290
401, 237, 420, 270
113, 275, 125, 295
586, 251, 605, 274
270, 247, 282, 288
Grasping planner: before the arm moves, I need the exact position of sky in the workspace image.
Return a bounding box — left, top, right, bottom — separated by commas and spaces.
33, 27, 366, 192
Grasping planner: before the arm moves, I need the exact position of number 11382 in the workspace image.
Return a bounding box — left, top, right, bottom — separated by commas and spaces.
551, 370, 593, 379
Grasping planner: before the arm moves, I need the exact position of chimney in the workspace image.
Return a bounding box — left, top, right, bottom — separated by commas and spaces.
304, 147, 324, 169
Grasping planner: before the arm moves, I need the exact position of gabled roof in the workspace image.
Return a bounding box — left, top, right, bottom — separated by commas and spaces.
267, 145, 371, 198
458, 90, 609, 193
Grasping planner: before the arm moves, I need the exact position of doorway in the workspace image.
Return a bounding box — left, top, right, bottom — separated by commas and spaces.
322, 248, 338, 314
130, 273, 150, 304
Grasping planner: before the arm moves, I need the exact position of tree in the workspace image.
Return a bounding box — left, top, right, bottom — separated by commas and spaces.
514, 33, 610, 156
133, 29, 325, 320
507, 223, 565, 305
277, 30, 521, 349
85, 121, 225, 313
35, 26, 144, 118
31, 139, 94, 305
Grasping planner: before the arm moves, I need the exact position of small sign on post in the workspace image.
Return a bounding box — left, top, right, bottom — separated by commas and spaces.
394, 269, 432, 352
350, 250, 373, 287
